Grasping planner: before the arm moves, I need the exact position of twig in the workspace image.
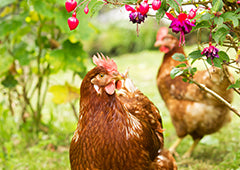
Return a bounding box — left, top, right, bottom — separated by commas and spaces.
227, 64, 240, 71
15, 87, 35, 115
182, 1, 212, 6
201, 58, 212, 79
40, 64, 50, 107
184, 76, 240, 118
103, 0, 128, 6
8, 89, 15, 116
35, 15, 45, 128
70, 102, 78, 120
222, 65, 240, 95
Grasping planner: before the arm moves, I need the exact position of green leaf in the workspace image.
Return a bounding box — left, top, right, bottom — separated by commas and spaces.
227, 79, 240, 89
170, 67, 184, 79
195, 20, 211, 29
172, 53, 186, 61
168, 0, 181, 13
156, 9, 165, 22
1, 74, 18, 88
218, 51, 230, 62
0, 19, 22, 38
48, 49, 65, 72
13, 42, 31, 66
182, 77, 188, 82
188, 50, 203, 60
55, 10, 70, 33
214, 16, 224, 26
0, 47, 14, 75
48, 82, 80, 104
212, 27, 229, 44
12, 26, 32, 43
190, 67, 197, 75
59, 40, 88, 77
200, 13, 213, 21
32, 1, 54, 18
89, 1, 104, 17
156, 0, 168, 22
231, 17, 239, 27
222, 12, 239, 27
206, 57, 222, 68
48, 40, 88, 78
176, 63, 187, 68
236, 8, 240, 13
212, 0, 223, 12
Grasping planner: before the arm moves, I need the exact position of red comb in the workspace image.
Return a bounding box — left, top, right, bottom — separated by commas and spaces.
93, 53, 118, 73
156, 27, 168, 41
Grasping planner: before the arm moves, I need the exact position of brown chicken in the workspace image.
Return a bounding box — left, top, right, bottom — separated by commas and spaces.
118, 73, 177, 170
70, 53, 177, 170
154, 27, 234, 158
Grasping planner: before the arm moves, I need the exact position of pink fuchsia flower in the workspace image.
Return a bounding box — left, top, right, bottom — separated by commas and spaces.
166, 12, 195, 45
125, 5, 147, 24
188, 9, 197, 19
237, 0, 240, 4
125, 4, 136, 12
129, 12, 147, 24
201, 45, 219, 60
139, 0, 149, 15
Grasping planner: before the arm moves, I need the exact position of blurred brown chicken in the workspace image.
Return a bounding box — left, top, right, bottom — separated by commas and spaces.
154, 27, 234, 158
70, 53, 177, 170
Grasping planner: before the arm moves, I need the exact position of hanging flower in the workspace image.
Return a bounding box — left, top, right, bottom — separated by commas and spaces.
166, 12, 195, 46
125, 5, 147, 24
129, 12, 147, 24
201, 45, 219, 59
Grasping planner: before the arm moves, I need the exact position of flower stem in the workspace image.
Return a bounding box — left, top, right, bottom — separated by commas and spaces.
173, 0, 182, 13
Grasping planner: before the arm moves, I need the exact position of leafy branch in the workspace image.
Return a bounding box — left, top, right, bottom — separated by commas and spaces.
171, 53, 240, 118
184, 76, 240, 118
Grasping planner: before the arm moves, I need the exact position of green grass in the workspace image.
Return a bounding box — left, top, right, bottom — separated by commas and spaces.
1, 49, 240, 170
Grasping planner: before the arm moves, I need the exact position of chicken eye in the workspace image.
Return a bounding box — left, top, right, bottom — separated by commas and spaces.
99, 73, 105, 78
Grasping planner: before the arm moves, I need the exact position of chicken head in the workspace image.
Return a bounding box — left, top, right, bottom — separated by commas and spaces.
90, 53, 122, 95
154, 27, 178, 54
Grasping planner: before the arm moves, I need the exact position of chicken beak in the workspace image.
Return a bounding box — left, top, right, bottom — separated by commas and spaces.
154, 40, 163, 47
112, 72, 124, 81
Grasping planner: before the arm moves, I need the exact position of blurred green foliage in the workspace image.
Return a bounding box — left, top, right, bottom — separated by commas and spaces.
0, 0, 92, 132
85, 20, 159, 56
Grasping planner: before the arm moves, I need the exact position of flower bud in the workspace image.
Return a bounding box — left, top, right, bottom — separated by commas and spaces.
84, 5, 89, 14
68, 12, 79, 30
65, 0, 77, 12
152, 0, 161, 10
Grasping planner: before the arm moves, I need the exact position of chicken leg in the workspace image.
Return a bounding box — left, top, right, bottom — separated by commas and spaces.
182, 138, 201, 158
169, 138, 183, 157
